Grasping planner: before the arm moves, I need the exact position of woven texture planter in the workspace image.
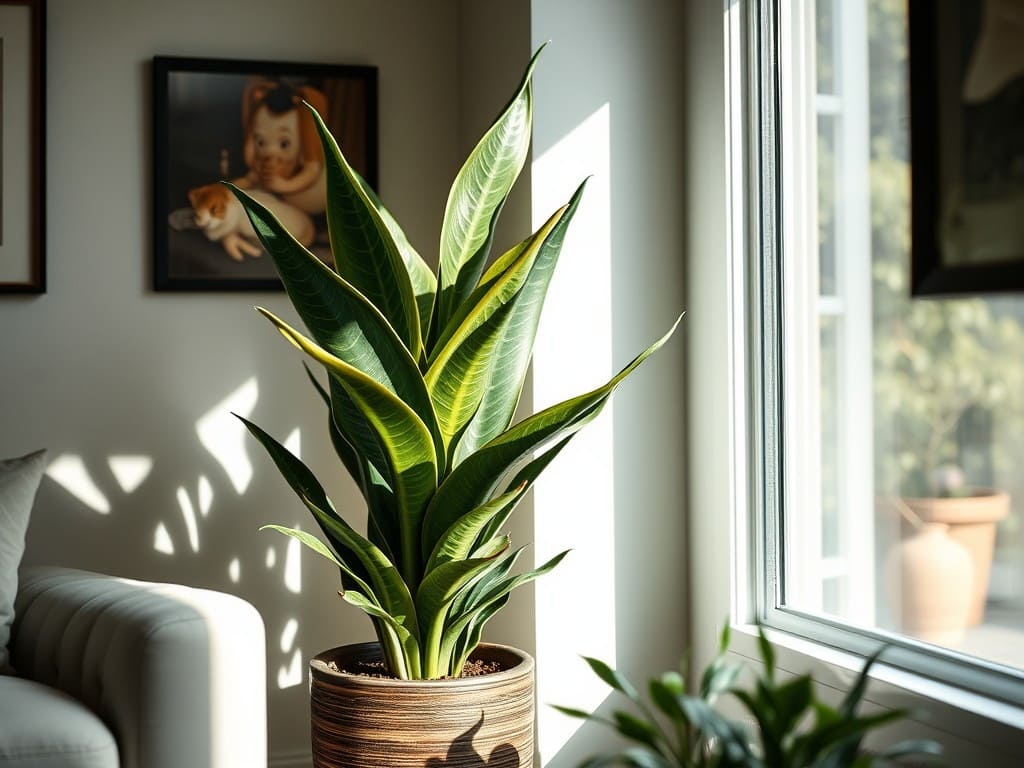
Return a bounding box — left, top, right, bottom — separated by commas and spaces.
310, 642, 534, 768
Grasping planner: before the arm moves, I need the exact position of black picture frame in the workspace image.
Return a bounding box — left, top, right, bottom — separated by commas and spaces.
152, 55, 377, 292
910, 0, 1024, 296
0, 0, 45, 294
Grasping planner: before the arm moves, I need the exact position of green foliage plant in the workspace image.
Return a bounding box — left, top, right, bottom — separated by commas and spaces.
554, 627, 942, 768
227, 47, 680, 680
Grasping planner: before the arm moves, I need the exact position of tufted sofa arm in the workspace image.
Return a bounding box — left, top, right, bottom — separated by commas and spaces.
11, 566, 267, 768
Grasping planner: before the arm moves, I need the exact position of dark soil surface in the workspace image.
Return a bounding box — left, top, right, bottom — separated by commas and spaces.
329, 657, 505, 679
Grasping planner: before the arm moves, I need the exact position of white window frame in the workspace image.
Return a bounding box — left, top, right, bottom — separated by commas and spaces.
686, 0, 1024, 762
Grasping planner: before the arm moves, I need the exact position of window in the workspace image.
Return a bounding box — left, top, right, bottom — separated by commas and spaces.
686, 0, 1024, 761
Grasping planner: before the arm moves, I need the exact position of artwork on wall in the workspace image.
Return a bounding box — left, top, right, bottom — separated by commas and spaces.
910, 0, 1024, 296
152, 55, 378, 291
0, 0, 45, 294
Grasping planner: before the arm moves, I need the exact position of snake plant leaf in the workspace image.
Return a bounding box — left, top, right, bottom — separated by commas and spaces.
308, 367, 403, 564
236, 416, 417, 629
454, 180, 588, 464
427, 315, 683, 541
337, 589, 416, 680
435, 46, 542, 336
441, 548, 569, 666
254, 310, 439, 586
229, 184, 433, 426
355, 173, 438, 348
259, 524, 377, 599
424, 483, 527, 573
307, 106, 422, 356
426, 203, 569, 458
473, 434, 573, 550
416, 538, 510, 678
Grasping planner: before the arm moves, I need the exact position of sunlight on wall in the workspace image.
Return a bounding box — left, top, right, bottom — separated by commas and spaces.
280, 618, 299, 653
154, 522, 175, 555
195, 378, 258, 494
228, 557, 241, 583
530, 103, 616, 763
107, 455, 153, 493
176, 486, 200, 553
284, 531, 302, 594
45, 454, 112, 514
198, 475, 213, 516
277, 649, 304, 689
265, 546, 277, 568
284, 428, 300, 457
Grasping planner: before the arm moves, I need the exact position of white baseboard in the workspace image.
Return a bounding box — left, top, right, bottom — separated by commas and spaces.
269, 749, 312, 768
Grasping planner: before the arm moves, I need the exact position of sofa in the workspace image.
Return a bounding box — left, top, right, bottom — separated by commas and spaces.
0, 451, 267, 768
1, 567, 268, 768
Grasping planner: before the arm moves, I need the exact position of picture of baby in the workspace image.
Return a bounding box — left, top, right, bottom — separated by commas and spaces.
154, 56, 377, 291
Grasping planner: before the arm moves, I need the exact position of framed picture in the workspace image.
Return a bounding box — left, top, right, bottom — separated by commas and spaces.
153, 55, 377, 291
910, 0, 1024, 296
0, 0, 45, 294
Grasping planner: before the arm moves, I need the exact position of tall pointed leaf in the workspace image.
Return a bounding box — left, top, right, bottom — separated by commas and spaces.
454, 181, 587, 463
236, 417, 421, 676
229, 184, 427, 409
355, 172, 437, 347
435, 46, 543, 335
416, 538, 510, 678
424, 484, 527, 571
425, 204, 567, 454
426, 315, 683, 540
306, 106, 421, 355
257, 309, 439, 585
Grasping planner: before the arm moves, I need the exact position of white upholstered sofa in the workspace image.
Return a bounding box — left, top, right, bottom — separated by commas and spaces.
0, 567, 267, 768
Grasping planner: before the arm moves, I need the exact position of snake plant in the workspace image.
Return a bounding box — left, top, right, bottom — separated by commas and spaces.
229, 47, 680, 680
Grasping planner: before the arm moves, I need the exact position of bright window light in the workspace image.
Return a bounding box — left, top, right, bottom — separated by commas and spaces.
531, 101, 615, 762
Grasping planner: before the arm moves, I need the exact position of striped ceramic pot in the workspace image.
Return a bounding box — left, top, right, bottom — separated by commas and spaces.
310, 642, 534, 768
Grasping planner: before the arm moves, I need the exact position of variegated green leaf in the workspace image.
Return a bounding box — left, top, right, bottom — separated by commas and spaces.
354, 173, 437, 349
229, 183, 433, 426
252, 312, 439, 587
442, 548, 569, 675
426, 203, 568, 456
426, 315, 683, 538
424, 484, 527, 572
416, 538, 510, 678
454, 181, 587, 463
307, 106, 421, 356
434, 46, 543, 336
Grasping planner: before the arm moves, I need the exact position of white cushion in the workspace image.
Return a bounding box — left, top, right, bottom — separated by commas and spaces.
0, 450, 46, 674
0, 675, 118, 767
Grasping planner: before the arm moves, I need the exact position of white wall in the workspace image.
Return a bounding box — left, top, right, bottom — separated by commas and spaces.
1, 1, 461, 764
2, 1, 688, 765
528, 1, 688, 765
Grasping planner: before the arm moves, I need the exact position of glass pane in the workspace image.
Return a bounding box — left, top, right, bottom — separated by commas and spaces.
818, 114, 838, 296
782, 0, 1024, 670
820, 314, 840, 559
816, 0, 836, 94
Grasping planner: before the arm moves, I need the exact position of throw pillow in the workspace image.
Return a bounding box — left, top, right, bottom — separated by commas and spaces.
0, 450, 47, 674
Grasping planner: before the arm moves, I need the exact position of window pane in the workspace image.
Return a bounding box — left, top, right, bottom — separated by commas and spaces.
781, 0, 1024, 670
